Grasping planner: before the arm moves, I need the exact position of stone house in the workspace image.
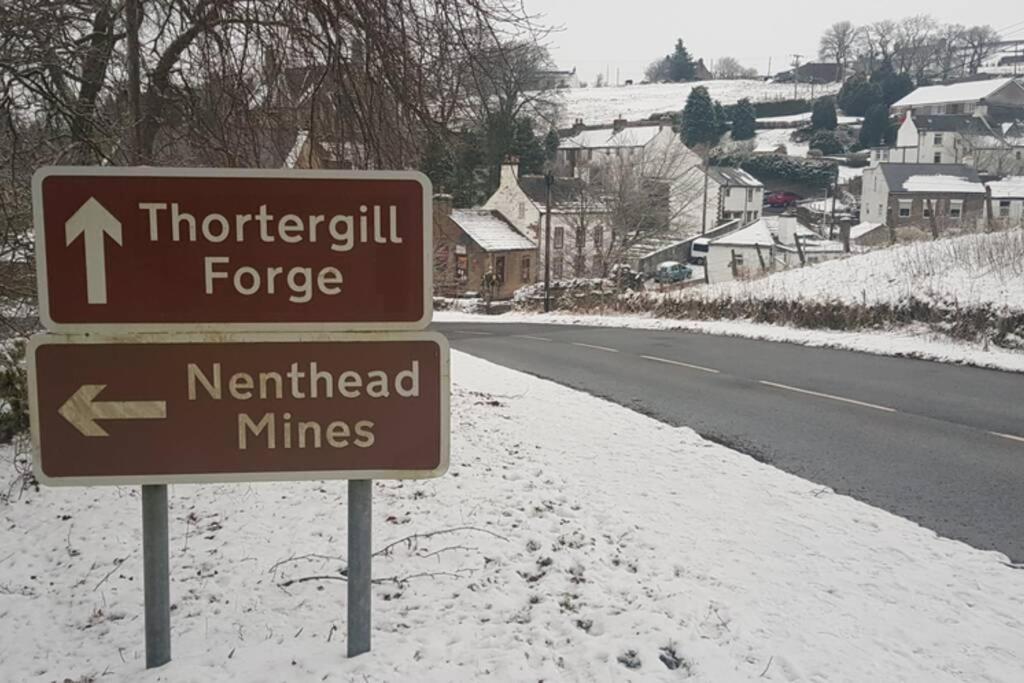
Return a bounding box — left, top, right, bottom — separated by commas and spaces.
483, 162, 613, 279
988, 177, 1024, 227
433, 195, 537, 300
861, 163, 987, 234
869, 113, 1024, 175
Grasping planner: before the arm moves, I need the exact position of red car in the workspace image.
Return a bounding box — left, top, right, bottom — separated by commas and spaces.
764, 191, 802, 208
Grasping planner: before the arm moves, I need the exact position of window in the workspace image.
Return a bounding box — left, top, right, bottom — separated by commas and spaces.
593, 225, 603, 248
878, 204, 883, 218
746, 211, 756, 222
898, 199, 912, 218
923, 203, 932, 218
552, 257, 563, 279
517, 202, 525, 219
494, 255, 506, 283
746, 188, 755, 202
999, 200, 1011, 218
732, 253, 744, 266
1016, 151, 1022, 161
934, 134, 943, 145
933, 152, 943, 163
520, 255, 531, 280
949, 199, 963, 219
554, 226, 564, 249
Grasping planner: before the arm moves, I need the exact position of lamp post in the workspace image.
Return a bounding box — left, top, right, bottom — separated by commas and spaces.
544, 171, 553, 313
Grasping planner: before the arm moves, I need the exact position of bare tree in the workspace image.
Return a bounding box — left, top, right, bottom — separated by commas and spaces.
819, 21, 857, 80
962, 25, 1001, 75
893, 14, 939, 80
714, 56, 757, 80
933, 24, 967, 81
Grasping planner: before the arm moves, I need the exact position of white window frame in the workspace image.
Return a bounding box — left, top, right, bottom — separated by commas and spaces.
898, 199, 912, 218
998, 200, 1011, 218
949, 199, 963, 219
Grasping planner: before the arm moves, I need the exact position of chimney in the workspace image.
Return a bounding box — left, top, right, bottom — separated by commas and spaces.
501, 155, 520, 183
433, 193, 453, 218
613, 116, 627, 133
572, 118, 585, 135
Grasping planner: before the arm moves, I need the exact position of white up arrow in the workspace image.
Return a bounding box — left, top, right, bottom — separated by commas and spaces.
59, 384, 167, 437
65, 197, 122, 305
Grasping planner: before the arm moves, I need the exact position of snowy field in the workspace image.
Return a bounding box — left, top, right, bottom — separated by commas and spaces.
554, 80, 840, 126
3, 351, 1024, 682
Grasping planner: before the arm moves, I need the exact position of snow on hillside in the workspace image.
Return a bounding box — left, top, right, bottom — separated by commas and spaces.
4, 351, 1024, 681
677, 229, 1024, 311
554, 80, 840, 126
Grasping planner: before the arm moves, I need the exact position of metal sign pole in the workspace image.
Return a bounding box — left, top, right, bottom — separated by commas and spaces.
142, 483, 171, 668
347, 479, 372, 657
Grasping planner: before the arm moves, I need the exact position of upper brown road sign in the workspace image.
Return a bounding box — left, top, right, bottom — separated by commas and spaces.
29, 332, 449, 485
33, 167, 432, 332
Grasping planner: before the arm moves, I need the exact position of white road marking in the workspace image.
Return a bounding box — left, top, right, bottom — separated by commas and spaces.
640, 355, 720, 374
759, 380, 897, 413
572, 342, 619, 353
516, 335, 552, 342
457, 330, 493, 336
990, 431, 1024, 444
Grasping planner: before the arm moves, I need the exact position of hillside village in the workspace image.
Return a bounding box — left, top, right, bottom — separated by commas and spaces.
410, 28, 1024, 312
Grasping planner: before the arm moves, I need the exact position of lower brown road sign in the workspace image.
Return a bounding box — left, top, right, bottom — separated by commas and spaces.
29, 332, 449, 485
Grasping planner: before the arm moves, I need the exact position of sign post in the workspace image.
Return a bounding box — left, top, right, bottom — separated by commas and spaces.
29, 167, 446, 668
347, 480, 372, 657
142, 484, 171, 668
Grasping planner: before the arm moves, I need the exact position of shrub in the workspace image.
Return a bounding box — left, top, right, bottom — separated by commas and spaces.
0, 340, 29, 444
809, 130, 845, 155
811, 97, 838, 130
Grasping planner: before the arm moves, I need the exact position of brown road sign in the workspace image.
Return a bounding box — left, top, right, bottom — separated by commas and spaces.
28, 333, 449, 485
33, 167, 432, 332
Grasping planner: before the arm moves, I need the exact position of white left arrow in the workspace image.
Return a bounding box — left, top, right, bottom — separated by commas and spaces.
59, 384, 167, 437
65, 197, 122, 305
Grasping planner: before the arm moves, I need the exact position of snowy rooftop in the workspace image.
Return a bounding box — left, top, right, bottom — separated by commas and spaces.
849, 221, 885, 240
988, 177, 1024, 198
559, 124, 663, 150
711, 219, 775, 247
892, 78, 1019, 108
451, 210, 536, 251
708, 166, 763, 188
902, 174, 987, 194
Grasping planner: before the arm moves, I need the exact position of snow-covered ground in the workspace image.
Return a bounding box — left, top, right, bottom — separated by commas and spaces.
752, 128, 809, 156
555, 80, 840, 126
3, 351, 1024, 682
677, 229, 1024, 312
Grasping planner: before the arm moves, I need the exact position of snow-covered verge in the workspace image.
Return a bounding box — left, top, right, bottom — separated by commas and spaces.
4, 352, 1024, 682
436, 311, 1024, 373
680, 229, 1024, 312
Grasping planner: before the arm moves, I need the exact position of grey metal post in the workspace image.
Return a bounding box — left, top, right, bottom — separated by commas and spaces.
142, 484, 171, 668
348, 479, 372, 657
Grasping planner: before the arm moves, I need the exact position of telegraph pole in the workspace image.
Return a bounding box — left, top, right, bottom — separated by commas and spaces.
791, 54, 803, 99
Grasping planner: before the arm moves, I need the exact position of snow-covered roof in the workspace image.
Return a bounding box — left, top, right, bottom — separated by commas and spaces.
710, 219, 775, 247
892, 78, 1019, 109
879, 163, 985, 194
849, 221, 885, 240
451, 210, 536, 251
708, 166, 763, 188
560, 125, 663, 150
988, 177, 1024, 198
902, 175, 986, 193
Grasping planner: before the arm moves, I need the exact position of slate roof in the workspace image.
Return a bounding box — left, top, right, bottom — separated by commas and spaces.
878, 163, 985, 194
707, 166, 763, 188
451, 210, 536, 252
559, 125, 663, 150
516, 175, 590, 206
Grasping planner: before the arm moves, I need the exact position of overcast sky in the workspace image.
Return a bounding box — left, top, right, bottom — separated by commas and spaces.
522, 1, 1023, 83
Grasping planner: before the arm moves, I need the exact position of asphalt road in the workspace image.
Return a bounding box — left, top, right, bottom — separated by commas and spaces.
435, 322, 1024, 562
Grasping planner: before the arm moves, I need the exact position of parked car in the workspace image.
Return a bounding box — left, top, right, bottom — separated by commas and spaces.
764, 191, 802, 208
653, 261, 693, 284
